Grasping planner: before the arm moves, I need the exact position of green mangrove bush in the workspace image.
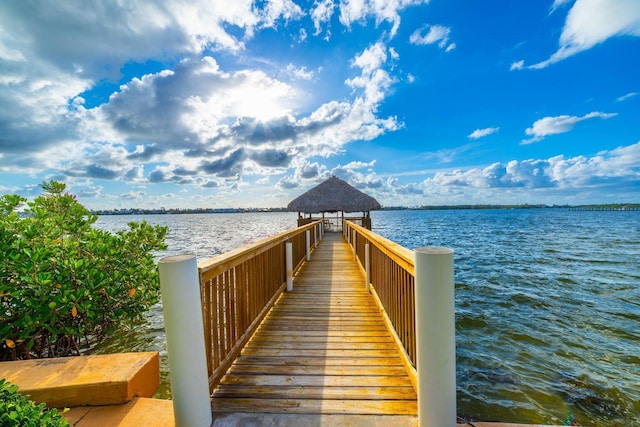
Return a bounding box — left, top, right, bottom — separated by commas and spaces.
0, 379, 69, 427
0, 181, 168, 360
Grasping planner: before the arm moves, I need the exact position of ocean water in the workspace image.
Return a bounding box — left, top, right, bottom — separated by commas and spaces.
92, 209, 640, 425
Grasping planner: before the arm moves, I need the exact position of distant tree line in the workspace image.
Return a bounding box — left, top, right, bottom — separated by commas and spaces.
92, 204, 639, 215
93, 207, 288, 215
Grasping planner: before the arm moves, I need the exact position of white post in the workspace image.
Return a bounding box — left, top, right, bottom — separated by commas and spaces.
314, 225, 318, 248
305, 230, 311, 261
365, 243, 371, 293
286, 242, 293, 292
352, 229, 357, 261
414, 247, 456, 427
158, 254, 212, 427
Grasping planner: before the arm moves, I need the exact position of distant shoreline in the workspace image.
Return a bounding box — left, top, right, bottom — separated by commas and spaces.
93, 203, 640, 215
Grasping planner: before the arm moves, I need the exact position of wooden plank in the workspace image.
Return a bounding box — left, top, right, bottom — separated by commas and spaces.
227, 364, 409, 376
248, 335, 394, 343
251, 329, 392, 337
210, 398, 418, 415
220, 374, 413, 388
243, 341, 395, 351
240, 348, 401, 357
213, 385, 416, 400
231, 356, 405, 367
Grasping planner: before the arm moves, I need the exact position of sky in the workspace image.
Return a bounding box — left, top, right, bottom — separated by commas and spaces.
0, 0, 639, 210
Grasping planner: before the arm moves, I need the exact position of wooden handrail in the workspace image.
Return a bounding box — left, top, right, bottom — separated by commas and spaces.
345, 220, 417, 389
197, 220, 322, 392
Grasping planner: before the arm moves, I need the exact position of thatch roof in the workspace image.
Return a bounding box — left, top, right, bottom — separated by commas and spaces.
287, 176, 381, 214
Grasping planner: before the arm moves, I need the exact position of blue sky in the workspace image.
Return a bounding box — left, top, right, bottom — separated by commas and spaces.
1, 0, 638, 209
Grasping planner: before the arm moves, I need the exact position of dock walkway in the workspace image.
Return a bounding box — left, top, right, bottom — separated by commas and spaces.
210, 232, 418, 416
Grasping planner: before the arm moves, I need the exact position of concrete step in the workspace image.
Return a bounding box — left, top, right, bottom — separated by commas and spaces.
0, 351, 160, 408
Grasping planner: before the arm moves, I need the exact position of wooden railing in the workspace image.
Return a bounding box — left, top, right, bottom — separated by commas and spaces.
197, 220, 322, 391
344, 220, 417, 388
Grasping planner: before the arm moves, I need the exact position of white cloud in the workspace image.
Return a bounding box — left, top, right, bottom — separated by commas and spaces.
311, 0, 335, 36
510, 60, 525, 71
346, 42, 397, 105
409, 24, 456, 51
616, 91, 637, 102
0, 0, 311, 175
281, 141, 640, 206
334, 0, 428, 39
529, 0, 640, 69
286, 63, 315, 80
350, 42, 387, 74
260, 0, 304, 28
468, 127, 500, 140
40, 43, 398, 184
522, 112, 617, 144
298, 28, 308, 42
426, 142, 640, 192
423, 143, 478, 164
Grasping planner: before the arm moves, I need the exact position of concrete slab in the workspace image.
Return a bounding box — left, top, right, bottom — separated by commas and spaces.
211, 413, 418, 427
210, 413, 564, 427
0, 352, 160, 407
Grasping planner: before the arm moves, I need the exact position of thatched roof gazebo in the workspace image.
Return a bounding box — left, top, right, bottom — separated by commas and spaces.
287, 176, 381, 230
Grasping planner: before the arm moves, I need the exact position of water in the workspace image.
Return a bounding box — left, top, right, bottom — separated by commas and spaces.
91, 209, 640, 425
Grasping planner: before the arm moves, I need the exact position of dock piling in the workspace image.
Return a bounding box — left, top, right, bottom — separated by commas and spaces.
414, 247, 456, 427
158, 254, 213, 427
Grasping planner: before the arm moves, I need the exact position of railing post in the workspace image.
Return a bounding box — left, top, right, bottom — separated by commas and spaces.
314, 224, 318, 248
305, 229, 311, 261
414, 247, 456, 427
286, 241, 293, 292
365, 243, 370, 293
158, 254, 212, 427
352, 229, 357, 261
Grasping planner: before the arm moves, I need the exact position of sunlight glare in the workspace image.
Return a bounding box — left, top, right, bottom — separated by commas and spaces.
229, 80, 295, 122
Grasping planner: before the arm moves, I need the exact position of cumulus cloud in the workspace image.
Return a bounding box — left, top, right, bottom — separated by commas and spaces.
426, 142, 640, 193
0, 1, 407, 191
409, 25, 456, 51
286, 63, 315, 80
330, 160, 384, 190
387, 177, 424, 195
313, 0, 428, 39
311, 0, 335, 36
526, 0, 640, 69
277, 175, 300, 189
522, 112, 617, 144
53, 42, 397, 184
0, 0, 289, 81
346, 42, 397, 106
260, 0, 304, 28
468, 127, 500, 140
0, 0, 308, 177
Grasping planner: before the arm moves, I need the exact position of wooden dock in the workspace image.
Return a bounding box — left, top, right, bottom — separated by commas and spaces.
210, 232, 418, 415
